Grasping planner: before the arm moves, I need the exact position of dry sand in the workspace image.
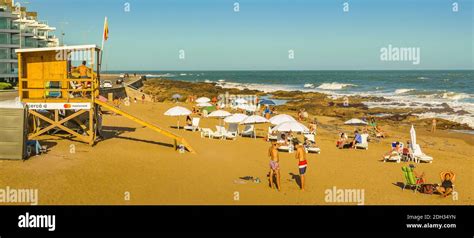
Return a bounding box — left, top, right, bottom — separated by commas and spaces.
0, 100, 472, 205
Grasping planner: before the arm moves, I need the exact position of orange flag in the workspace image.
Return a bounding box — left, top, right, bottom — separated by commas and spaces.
103, 17, 109, 41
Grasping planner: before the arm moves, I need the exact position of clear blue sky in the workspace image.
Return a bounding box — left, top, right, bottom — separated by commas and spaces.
24, 0, 473, 70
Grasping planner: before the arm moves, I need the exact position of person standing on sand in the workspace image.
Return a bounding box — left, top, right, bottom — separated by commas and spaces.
141, 94, 146, 104
294, 139, 307, 191
431, 118, 437, 133
268, 142, 281, 191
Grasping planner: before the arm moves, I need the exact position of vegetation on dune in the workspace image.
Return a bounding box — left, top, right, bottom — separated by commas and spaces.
0, 82, 13, 90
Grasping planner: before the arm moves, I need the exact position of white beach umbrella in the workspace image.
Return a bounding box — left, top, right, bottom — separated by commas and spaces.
196, 102, 213, 107
344, 118, 368, 126
241, 115, 269, 138
196, 97, 211, 103
238, 104, 257, 112
208, 110, 231, 125
272, 121, 309, 133
208, 110, 231, 118
224, 113, 248, 124
241, 115, 269, 125
410, 125, 417, 149
164, 106, 192, 129
269, 114, 296, 125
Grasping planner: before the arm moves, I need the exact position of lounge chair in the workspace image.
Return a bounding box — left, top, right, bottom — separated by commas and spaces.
213, 126, 226, 139
184, 118, 200, 132
304, 134, 320, 154
267, 126, 277, 141
354, 133, 369, 150
401, 166, 423, 193
241, 125, 255, 137
412, 144, 433, 163
200, 128, 213, 138
384, 142, 404, 163
225, 123, 238, 140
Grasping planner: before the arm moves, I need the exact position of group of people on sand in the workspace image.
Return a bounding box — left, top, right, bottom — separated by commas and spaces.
268, 139, 308, 191
408, 164, 456, 197
336, 129, 364, 149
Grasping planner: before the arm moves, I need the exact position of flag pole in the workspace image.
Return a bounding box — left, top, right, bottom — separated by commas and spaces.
99, 16, 108, 72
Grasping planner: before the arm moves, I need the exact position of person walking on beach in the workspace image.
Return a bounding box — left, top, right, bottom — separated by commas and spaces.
141, 94, 146, 104
431, 118, 437, 133
294, 139, 307, 191
268, 142, 281, 191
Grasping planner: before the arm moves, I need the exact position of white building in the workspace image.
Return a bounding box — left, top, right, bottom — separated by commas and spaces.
0, 0, 59, 83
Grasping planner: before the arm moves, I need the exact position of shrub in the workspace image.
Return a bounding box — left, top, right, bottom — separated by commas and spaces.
0, 82, 13, 90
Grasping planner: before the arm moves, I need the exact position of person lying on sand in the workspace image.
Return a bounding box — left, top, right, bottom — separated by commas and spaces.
268, 142, 281, 191
294, 139, 307, 191
186, 115, 192, 126
437, 171, 455, 197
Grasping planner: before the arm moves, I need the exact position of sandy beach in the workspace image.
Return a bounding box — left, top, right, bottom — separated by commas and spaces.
0, 85, 472, 205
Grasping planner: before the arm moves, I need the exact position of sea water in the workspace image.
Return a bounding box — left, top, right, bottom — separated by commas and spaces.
109, 70, 474, 129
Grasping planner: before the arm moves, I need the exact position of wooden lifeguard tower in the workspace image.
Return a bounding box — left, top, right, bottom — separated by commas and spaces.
16, 45, 195, 152
16, 45, 101, 145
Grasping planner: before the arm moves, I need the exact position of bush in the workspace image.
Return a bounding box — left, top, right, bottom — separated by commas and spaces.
0, 82, 13, 90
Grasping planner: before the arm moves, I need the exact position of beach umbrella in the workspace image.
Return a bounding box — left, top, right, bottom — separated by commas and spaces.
238, 104, 257, 112
241, 115, 269, 138
410, 125, 417, 148
196, 97, 211, 103
172, 94, 182, 99
164, 106, 192, 129
208, 109, 231, 125
269, 114, 296, 125
344, 118, 368, 126
272, 121, 309, 133
259, 99, 276, 106
197, 102, 212, 107
208, 110, 231, 118
224, 113, 248, 124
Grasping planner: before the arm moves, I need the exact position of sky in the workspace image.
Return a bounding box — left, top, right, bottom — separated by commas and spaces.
22, 0, 474, 70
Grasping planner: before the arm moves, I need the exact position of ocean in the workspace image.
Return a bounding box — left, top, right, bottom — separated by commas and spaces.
108, 70, 474, 129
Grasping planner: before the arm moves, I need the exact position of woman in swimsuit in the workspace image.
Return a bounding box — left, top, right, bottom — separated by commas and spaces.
437, 171, 455, 197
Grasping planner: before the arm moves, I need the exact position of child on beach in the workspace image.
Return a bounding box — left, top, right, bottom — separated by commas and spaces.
294, 139, 307, 191
268, 142, 281, 191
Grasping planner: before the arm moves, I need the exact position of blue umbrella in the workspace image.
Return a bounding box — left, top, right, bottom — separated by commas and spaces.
259, 99, 276, 105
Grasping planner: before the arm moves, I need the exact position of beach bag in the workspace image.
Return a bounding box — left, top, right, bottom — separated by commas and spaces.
421, 184, 435, 194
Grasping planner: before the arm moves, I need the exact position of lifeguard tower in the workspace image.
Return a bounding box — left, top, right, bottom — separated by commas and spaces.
16, 45, 195, 153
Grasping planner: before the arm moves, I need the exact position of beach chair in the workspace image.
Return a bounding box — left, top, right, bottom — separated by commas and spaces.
277, 133, 294, 153
200, 128, 213, 138
383, 142, 404, 163
213, 126, 226, 139
354, 133, 369, 150
267, 126, 277, 141
412, 144, 433, 163
225, 123, 238, 140
304, 134, 321, 154
401, 166, 423, 193
241, 125, 255, 137
184, 118, 200, 132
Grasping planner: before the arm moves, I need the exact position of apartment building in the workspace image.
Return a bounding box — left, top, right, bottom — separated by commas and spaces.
0, 0, 59, 84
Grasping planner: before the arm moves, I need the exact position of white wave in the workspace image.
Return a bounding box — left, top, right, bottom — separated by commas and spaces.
146, 73, 176, 78
304, 83, 315, 88
441, 92, 470, 101
395, 88, 415, 94
179, 73, 187, 76
317, 82, 356, 90
417, 77, 430, 80
204, 80, 213, 83
415, 112, 474, 129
